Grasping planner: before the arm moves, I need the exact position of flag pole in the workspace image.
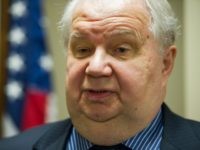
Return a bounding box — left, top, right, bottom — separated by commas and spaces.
0, 0, 10, 137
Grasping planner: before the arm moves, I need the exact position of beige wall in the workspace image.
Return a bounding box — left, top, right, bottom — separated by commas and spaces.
165, 0, 184, 116
184, 0, 200, 120
44, 0, 68, 119
44, 0, 200, 121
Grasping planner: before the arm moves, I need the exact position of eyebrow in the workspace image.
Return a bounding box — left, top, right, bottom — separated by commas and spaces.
70, 29, 138, 38
106, 29, 146, 48
69, 29, 145, 47
69, 32, 86, 40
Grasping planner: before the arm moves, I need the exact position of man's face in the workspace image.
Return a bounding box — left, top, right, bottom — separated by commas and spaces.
65, 0, 175, 145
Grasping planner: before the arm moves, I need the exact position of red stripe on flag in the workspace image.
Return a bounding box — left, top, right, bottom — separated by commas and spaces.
21, 89, 47, 130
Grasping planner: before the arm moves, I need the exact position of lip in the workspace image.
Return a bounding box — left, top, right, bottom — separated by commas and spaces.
83, 89, 115, 102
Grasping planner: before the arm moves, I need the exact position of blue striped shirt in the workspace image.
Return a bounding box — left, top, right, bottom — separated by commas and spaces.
66, 110, 163, 150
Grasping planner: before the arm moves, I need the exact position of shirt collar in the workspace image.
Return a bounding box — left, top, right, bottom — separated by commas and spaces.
66, 109, 163, 150
123, 109, 163, 149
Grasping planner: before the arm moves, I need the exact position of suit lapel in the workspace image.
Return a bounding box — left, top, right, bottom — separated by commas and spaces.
33, 119, 73, 150
160, 140, 177, 150
160, 104, 200, 150
33, 104, 200, 150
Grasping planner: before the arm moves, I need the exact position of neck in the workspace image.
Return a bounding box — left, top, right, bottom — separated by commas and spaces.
72, 115, 155, 146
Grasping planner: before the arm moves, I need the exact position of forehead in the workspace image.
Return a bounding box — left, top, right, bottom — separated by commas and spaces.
69, 0, 151, 45
72, 0, 149, 21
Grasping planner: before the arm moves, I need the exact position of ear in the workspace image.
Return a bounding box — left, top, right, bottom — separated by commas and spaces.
162, 45, 177, 80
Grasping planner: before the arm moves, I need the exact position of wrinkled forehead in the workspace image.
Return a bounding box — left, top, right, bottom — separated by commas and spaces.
72, 0, 149, 20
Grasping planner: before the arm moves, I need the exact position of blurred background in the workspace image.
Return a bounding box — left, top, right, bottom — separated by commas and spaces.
0, 0, 200, 137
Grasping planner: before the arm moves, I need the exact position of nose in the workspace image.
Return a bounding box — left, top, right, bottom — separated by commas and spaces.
85, 47, 112, 77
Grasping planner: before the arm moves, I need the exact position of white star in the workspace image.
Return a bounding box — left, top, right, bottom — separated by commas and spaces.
6, 81, 23, 101
39, 55, 53, 72
9, 27, 26, 45
7, 54, 24, 72
10, 1, 27, 18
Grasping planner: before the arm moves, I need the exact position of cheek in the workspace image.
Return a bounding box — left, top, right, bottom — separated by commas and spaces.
66, 59, 87, 97
114, 62, 144, 100
125, 71, 146, 99
66, 59, 88, 116
114, 58, 161, 103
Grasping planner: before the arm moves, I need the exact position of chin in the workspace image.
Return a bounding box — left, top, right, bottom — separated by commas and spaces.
81, 105, 121, 123
72, 116, 128, 146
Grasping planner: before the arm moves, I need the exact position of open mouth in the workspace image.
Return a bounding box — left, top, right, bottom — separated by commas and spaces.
84, 89, 114, 101
89, 90, 109, 93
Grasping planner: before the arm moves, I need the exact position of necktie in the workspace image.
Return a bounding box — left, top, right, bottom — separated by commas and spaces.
89, 144, 131, 150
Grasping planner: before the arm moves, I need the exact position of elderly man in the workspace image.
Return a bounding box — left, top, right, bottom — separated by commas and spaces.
1, 0, 200, 149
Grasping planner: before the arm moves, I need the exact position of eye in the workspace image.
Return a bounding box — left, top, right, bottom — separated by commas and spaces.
77, 47, 90, 54
115, 47, 129, 54
111, 44, 134, 60
73, 46, 92, 58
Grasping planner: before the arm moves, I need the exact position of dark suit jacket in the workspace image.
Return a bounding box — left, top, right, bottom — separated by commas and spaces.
0, 104, 200, 150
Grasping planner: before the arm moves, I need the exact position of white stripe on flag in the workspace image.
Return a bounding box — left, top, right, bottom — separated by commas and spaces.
3, 114, 19, 137
45, 93, 58, 123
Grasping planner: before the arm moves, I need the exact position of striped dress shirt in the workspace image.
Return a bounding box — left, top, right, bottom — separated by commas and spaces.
66, 109, 163, 150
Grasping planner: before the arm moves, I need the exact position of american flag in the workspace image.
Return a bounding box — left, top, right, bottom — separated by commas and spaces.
3, 0, 57, 137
